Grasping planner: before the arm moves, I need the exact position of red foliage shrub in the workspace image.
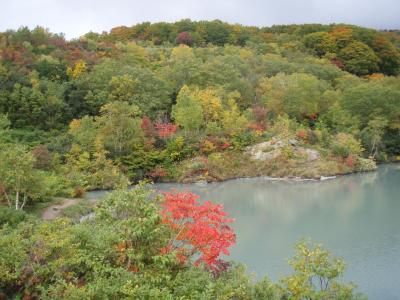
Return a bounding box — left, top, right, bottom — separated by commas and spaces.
200, 139, 216, 154
203, 136, 231, 151
220, 142, 231, 150
49, 37, 67, 49
252, 105, 268, 123
331, 57, 345, 69
250, 105, 268, 132
346, 154, 356, 168
65, 48, 84, 63
296, 129, 307, 140
1, 47, 34, 68
74, 187, 85, 198
155, 123, 177, 139
141, 116, 156, 138
147, 166, 167, 180
309, 113, 318, 121
248, 122, 265, 132
175, 31, 194, 46
161, 191, 236, 267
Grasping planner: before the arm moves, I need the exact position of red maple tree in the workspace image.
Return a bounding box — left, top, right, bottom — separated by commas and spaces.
141, 116, 156, 138
175, 31, 194, 46
161, 191, 236, 267
155, 122, 177, 139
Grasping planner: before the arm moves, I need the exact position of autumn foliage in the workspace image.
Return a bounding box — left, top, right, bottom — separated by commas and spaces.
330, 57, 345, 69
155, 122, 177, 138
146, 166, 167, 179
175, 31, 194, 46
141, 116, 156, 138
296, 129, 308, 140
346, 154, 356, 168
161, 191, 236, 267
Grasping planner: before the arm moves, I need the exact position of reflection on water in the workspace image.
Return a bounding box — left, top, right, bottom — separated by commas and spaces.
86, 164, 400, 299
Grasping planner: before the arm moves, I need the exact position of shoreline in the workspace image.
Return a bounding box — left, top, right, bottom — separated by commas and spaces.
160, 161, 399, 185
167, 163, 379, 185
82, 162, 399, 194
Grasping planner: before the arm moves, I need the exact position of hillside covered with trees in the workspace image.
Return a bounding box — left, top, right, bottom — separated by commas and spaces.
1, 20, 400, 202
0, 20, 399, 298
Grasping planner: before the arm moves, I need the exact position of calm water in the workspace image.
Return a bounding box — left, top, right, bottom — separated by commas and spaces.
86, 164, 400, 299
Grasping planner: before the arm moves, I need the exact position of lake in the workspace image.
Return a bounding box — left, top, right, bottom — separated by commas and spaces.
86, 164, 400, 299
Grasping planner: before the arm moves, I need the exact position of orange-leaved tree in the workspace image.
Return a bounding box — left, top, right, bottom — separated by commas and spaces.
161, 191, 236, 269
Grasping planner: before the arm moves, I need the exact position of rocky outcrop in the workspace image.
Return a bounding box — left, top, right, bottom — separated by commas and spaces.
245, 138, 320, 162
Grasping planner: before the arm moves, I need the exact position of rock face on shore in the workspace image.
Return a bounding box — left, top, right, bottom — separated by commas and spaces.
174, 138, 378, 184
245, 138, 320, 162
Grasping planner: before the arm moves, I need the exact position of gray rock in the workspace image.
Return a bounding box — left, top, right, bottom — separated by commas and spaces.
246, 139, 320, 162
298, 147, 320, 161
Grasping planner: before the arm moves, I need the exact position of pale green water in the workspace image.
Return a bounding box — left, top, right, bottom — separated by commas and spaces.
86, 164, 400, 299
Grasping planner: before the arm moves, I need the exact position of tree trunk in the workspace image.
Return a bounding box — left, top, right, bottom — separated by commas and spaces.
2, 191, 11, 207
15, 191, 19, 210
21, 194, 28, 210
371, 137, 377, 159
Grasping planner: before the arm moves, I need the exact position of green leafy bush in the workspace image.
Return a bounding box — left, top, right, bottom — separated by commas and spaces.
356, 157, 377, 172
0, 206, 27, 227
331, 133, 363, 158
61, 201, 95, 221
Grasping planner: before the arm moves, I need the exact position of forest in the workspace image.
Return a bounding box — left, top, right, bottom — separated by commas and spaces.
0, 19, 399, 298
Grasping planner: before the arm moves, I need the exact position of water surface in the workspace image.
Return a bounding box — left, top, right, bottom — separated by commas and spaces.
87, 164, 400, 299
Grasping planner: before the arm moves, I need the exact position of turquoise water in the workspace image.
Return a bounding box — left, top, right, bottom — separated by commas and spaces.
86, 164, 400, 299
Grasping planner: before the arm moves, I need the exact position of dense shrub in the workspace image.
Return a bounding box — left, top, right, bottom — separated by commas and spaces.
331, 133, 363, 158
0, 206, 27, 227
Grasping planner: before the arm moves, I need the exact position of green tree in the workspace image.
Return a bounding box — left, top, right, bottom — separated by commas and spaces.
221, 99, 249, 137
201, 20, 231, 46
319, 102, 360, 134
64, 144, 129, 191
198, 53, 254, 107
338, 41, 379, 75
0, 145, 44, 210
331, 133, 363, 158
33, 55, 67, 81
108, 71, 172, 118
7, 78, 65, 129
371, 35, 400, 75
96, 101, 144, 157
0, 114, 11, 144
361, 117, 388, 159
303, 31, 337, 56
68, 116, 98, 153
280, 240, 363, 300
115, 42, 150, 67
172, 85, 204, 134
341, 82, 400, 129
164, 45, 201, 90
259, 73, 330, 122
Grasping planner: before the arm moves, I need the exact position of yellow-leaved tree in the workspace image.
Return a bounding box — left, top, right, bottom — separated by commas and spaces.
67, 59, 86, 79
